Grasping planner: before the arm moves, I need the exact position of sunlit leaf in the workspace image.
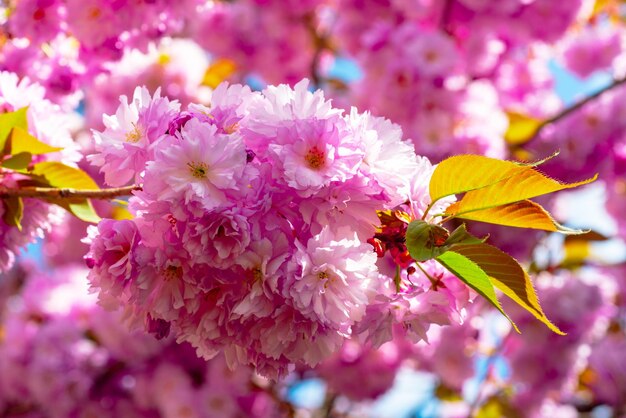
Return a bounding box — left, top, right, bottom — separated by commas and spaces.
561, 241, 592, 269
451, 199, 588, 234
8, 127, 64, 155
1, 152, 32, 170
445, 169, 597, 217
29, 161, 99, 190
564, 230, 609, 243
475, 396, 521, 418
202, 58, 237, 89
436, 250, 520, 333
111, 205, 133, 220
434, 383, 463, 402
504, 111, 542, 145
27, 162, 101, 223
0, 107, 28, 154
1, 196, 23, 231
429, 155, 530, 203
446, 243, 564, 335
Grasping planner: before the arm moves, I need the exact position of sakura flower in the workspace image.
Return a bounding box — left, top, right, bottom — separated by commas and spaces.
285, 227, 378, 331
143, 119, 247, 209
90, 86, 180, 186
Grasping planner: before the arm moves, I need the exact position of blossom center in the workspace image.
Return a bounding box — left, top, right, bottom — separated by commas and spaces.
88, 7, 102, 19
424, 50, 439, 63
125, 123, 142, 143
162, 265, 183, 281
252, 267, 263, 282
305, 146, 325, 170
224, 122, 239, 134
187, 161, 209, 179
33, 8, 46, 21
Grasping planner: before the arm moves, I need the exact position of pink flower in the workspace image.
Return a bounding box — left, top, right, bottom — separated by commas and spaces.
84, 219, 139, 309
90, 86, 180, 186
183, 207, 252, 269
561, 27, 623, 79
285, 227, 378, 331
269, 117, 362, 195
144, 118, 247, 209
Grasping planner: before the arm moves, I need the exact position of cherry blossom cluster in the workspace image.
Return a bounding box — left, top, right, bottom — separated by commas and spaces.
0, 264, 281, 418
0, 0, 203, 106
0, 71, 78, 271
85, 81, 470, 378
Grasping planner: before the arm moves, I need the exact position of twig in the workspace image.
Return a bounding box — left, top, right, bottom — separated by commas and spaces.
303, 12, 332, 89
527, 75, 626, 144
0, 185, 141, 200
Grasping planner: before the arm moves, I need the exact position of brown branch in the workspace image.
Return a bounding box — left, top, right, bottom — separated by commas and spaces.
527, 75, 626, 144
0, 185, 141, 200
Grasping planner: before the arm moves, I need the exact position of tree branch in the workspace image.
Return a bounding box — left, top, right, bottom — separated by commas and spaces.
527, 75, 626, 143
0, 185, 141, 200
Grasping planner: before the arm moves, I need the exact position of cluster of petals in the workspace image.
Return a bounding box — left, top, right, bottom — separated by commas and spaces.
86, 81, 470, 378
0, 264, 280, 418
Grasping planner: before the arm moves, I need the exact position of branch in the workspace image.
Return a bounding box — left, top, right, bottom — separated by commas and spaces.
303, 12, 333, 89
527, 75, 626, 143
0, 185, 141, 200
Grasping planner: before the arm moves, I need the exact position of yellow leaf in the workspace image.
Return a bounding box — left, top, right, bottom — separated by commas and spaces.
562, 241, 591, 268
453, 199, 587, 234
30, 162, 99, 190
505, 111, 542, 145
111, 205, 133, 220
9, 127, 64, 155
445, 169, 597, 217
26, 162, 102, 223
1, 196, 23, 231
429, 155, 531, 203
1, 152, 32, 170
202, 59, 237, 89
0, 107, 28, 154
476, 396, 521, 418
448, 243, 564, 335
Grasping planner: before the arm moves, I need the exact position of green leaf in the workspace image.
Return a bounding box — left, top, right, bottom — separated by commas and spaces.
0, 107, 28, 154
436, 250, 520, 333
29, 161, 99, 190
8, 127, 64, 155
429, 155, 530, 203
1, 152, 32, 170
52, 199, 101, 224
2, 196, 24, 231
406, 220, 450, 262
451, 199, 588, 234
446, 243, 564, 335
445, 223, 488, 245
